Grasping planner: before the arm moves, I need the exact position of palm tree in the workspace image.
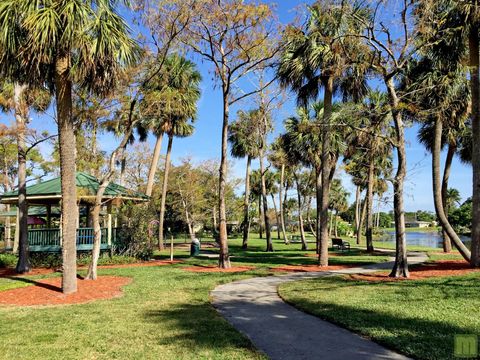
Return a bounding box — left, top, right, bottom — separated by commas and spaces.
142, 55, 201, 249
268, 138, 289, 244
400, 27, 471, 261
0, 82, 50, 273
0, 0, 137, 294
228, 110, 262, 249
329, 179, 350, 238
277, 1, 368, 266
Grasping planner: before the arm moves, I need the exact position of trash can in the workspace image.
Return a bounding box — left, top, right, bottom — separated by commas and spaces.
190, 238, 201, 256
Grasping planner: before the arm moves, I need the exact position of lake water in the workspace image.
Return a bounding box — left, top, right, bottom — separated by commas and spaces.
377, 231, 471, 249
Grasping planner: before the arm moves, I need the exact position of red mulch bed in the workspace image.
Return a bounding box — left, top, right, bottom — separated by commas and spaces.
348, 260, 479, 282
270, 264, 356, 273
0, 259, 183, 279
182, 265, 255, 273
0, 276, 131, 307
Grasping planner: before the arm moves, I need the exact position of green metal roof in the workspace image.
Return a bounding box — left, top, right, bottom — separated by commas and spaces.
0, 206, 61, 217
1, 172, 149, 201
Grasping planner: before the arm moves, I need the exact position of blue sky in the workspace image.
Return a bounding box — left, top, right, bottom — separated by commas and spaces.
0, 0, 472, 212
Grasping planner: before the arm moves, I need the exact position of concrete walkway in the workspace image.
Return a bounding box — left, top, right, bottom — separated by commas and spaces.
211, 252, 428, 360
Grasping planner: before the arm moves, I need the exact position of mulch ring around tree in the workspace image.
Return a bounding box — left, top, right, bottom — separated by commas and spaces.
0, 259, 183, 279
182, 265, 256, 273
347, 260, 480, 282
0, 276, 132, 307
270, 264, 357, 273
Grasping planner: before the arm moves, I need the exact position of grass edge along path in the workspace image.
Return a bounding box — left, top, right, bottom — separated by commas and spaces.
279, 271, 480, 360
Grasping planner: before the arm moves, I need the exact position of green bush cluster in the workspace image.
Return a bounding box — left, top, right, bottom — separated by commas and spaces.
0, 253, 17, 268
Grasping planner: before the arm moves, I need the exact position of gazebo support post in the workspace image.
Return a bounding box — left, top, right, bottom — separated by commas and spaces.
5, 204, 11, 250
46, 204, 52, 228
107, 202, 113, 257
13, 207, 19, 253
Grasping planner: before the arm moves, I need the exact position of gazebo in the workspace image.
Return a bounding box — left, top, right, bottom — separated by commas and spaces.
0, 172, 149, 252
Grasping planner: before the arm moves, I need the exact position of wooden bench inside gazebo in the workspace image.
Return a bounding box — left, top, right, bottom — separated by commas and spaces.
0, 172, 149, 253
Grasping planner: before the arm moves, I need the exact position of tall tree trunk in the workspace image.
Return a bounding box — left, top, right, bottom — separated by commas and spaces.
432, 117, 471, 261
14, 83, 30, 274
365, 158, 375, 253
271, 194, 281, 240
334, 209, 338, 238
86, 120, 135, 280
315, 168, 322, 254
306, 196, 317, 237
213, 206, 217, 230
354, 185, 361, 242
284, 182, 289, 235
55, 55, 78, 294
386, 78, 409, 278
218, 92, 230, 268
242, 156, 251, 249
158, 133, 173, 250
470, 25, 480, 267
357, 194, 367, 246
294, 175, 307, 250
329, 210, 333, 237
260, 153, 273, 252
279, 164, 288, 244
441, 143, 455, 253
318, 77, 334, 266
145, 133, 164, 197
258, 195, 263, 239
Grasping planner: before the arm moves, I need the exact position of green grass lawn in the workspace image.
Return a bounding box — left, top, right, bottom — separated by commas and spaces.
279, 273, 480, 360
0, 235, 389, 360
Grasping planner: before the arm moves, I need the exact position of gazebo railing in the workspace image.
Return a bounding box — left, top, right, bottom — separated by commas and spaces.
27, 227, 116, 252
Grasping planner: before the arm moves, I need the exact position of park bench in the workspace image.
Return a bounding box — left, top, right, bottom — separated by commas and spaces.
290, 235, 302, 243
332, 237, 350, 251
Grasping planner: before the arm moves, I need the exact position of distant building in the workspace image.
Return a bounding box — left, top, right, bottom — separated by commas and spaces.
405, 221, 431, 228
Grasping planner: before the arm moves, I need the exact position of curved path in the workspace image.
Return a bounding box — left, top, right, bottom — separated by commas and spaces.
211, 252, 428, 360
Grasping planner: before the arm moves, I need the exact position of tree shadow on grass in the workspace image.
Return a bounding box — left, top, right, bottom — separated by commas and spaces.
281, 275, 480, 359
4, 276, 62, 292
143, 302, 261, 355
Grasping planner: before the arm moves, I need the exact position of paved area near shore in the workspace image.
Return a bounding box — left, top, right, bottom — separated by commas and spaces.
211, 252, 428, 360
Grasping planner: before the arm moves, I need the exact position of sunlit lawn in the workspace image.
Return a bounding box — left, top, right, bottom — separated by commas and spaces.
0, 235, 389, 360
279, 272, 480, 360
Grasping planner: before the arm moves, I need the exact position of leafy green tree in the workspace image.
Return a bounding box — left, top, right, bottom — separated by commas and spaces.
228, 110, 262, 249
142, 55, 201, 249
0, 0, 137, 292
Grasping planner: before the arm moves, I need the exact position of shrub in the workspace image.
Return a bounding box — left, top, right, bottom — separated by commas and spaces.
115, 203, 155, 260
0, 253, 17, 268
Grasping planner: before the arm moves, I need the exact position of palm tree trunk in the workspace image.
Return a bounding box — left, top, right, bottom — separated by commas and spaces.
294, 175, 307, 250
315, 168, 322, 254
14, 83, 30, 274
258, 195, 263, 239
386, 78, 409, 278
306, 196, 316, 237
432, 117, 471, 261
365, 158, 375, 253
260, 152, 273, 252
218, 92, 230, 268
357, 194, 367, 246
441, 143, 455, 253
329, 211, 333, 237
242, 156, 251, 249
158, 133, 173, 250
271, 194, 281, 240
334, 209, 338, 238
354, 185, 360, 241
146, 133, 164, 197
470, 25, 480, 267
279, 164, 288, 244
55, 54, 78, 294
319, 76, 334, 266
